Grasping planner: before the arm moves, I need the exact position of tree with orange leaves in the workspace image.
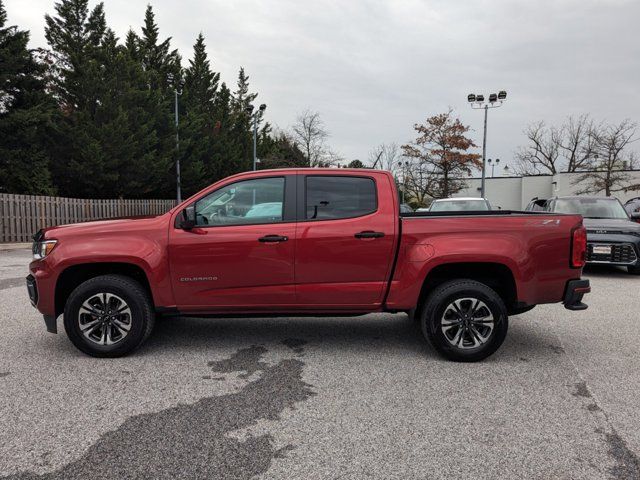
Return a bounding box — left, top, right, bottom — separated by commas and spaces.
401, 110, 482, 203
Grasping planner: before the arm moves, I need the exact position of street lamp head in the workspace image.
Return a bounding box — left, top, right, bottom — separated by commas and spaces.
498, 90, 507, 100
259, 104, 267, 111
467, 93, 476, 103
496, 158, 500, 164
475, 94, 484, 102
489, 93, 498, 103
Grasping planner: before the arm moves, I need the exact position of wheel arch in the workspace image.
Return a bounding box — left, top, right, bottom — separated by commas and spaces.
415, 262, 519, 317
55, 263, 154, 318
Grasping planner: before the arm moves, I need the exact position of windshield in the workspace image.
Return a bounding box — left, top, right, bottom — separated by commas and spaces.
430, 200, 489, 212
553, 198, 629, 219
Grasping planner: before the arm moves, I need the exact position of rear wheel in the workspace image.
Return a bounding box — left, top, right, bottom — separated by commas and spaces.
420, 279, 508, 362
63, 275, 155, 358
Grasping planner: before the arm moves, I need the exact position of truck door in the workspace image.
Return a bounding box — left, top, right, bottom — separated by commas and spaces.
168, 175, 296, 311
294, 173, 397, 307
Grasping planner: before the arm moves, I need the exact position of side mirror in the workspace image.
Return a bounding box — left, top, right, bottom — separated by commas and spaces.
181, 206, 196, 229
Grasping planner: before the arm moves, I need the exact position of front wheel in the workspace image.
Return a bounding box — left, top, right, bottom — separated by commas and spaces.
420, 279, 508, 362
63, 275, 155, 358
627, 265, 640, 275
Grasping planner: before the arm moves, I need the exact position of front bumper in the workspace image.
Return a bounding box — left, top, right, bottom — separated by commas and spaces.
563, 279, 590, 311
585, 231, 640, 266
26, 272, 58, 333
26, 274, 38, 306
586, 242, 638, 266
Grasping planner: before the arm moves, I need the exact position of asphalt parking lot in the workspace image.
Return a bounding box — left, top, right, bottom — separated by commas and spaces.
0, 246, 639, 480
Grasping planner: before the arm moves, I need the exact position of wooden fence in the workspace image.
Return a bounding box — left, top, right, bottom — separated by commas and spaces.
0, 194, 177, 243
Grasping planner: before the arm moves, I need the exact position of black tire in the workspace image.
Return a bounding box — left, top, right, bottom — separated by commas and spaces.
63, 274, 155, 358
627, 265, 640, 275
420, 279, 508, 362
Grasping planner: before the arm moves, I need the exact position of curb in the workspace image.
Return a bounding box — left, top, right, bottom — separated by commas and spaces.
0, 243, 31, 251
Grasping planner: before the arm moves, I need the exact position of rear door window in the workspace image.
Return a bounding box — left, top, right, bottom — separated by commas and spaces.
305, 176, 377, 220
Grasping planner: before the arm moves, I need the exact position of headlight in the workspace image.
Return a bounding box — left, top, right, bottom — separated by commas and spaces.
33, 240, 57, 260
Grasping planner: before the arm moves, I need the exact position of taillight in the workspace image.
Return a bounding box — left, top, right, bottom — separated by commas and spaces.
571, 226, 587, 268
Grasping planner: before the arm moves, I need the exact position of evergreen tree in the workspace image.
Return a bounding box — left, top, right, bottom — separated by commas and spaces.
45, 0, 106, 114
44, 0, 111, 196
4, 1, 277, 198
231, 67, 257, 113
124, 29, 139, 61
230, 67, 259, 172
0, 0, 56, 194
139, 5, 180, 91
137, 5, 181, 197
210, 81, 244, 179
179, 33, 220, 196
44, 1, 173, 198
94, 28, 169, 197
257, 128, 307, 170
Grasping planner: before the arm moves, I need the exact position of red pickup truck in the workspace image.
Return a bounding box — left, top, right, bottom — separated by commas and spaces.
27, 169, 590, 361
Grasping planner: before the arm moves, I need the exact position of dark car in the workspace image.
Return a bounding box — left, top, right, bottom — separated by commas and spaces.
525, 197, 548, 212
545, 196, 640, 274
399, 203, 413, 213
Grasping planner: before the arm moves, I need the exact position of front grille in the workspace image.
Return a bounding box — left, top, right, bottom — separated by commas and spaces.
586, 243, 638, 264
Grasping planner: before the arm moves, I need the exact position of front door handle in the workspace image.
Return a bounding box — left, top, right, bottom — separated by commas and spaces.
354, 231, 385, 239
258, 235, 288, 243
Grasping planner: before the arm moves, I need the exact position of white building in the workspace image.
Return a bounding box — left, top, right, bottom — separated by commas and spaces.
452, 170, 640, 210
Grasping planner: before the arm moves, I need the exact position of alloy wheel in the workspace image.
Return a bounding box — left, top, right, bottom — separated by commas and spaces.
441, 297, 495, 349
77, 293, 132, 346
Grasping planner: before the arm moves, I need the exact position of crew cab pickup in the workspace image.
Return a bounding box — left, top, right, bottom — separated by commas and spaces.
27, 169, 590, 361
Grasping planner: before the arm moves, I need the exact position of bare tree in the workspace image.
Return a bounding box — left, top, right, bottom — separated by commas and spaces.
402, 160, 441, 207
573, 119, 638, 196
368, 142, 400, 173
514, 121, 562, 174
515, 115, 600, 174
290, 109, 337, 167
558, 114, 597, 172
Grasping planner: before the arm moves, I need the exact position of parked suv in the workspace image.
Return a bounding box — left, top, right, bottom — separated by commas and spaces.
544, 196, 640, 274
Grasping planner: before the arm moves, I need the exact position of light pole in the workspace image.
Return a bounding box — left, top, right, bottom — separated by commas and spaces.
168, 73, 185, 203
467, 91, 507, 197
398, 160, 409, 204
488, 158, 500, 177
246, 103, 267, 170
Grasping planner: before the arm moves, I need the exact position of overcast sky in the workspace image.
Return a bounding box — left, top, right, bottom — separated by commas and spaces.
5, 0, 640, 172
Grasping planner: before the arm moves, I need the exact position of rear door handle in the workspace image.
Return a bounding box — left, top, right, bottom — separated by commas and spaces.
258, 235, 288, 243
354, 231, 385, 239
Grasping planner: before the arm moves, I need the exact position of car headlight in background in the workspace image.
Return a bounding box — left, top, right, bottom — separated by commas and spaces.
32, 240, 57, 260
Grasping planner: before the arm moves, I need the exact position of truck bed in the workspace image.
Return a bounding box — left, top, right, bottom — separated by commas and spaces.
385, 210, 584, 310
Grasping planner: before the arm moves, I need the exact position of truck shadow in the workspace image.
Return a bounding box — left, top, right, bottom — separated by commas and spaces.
147, 313, 436, 358
144, 313, 557, 364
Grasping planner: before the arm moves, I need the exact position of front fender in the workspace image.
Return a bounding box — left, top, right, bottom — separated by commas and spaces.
30, 234, 174, 317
